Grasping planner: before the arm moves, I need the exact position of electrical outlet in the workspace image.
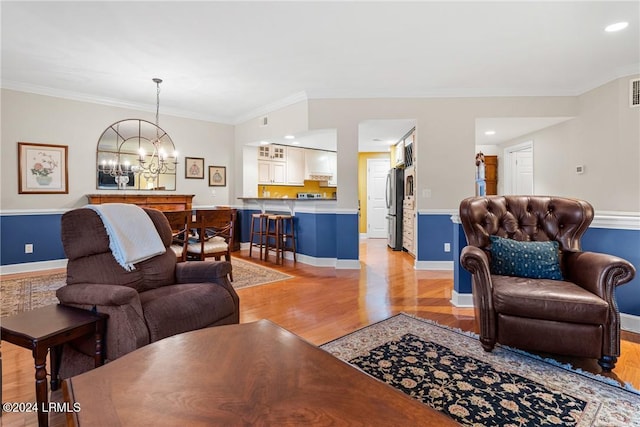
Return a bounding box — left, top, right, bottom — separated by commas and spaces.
444, 243, 451, 253
25, 243, 33, 254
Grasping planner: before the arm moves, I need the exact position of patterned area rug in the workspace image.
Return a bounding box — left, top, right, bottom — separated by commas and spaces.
0, 258, 292, 317
321, 313, 640, 426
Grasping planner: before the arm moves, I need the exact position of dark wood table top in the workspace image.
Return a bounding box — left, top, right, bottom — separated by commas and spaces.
63, 320, 457, 426
1, 304, 107, 343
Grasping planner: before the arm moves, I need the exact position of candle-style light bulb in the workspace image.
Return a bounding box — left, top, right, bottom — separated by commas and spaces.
139, 148, 146, 161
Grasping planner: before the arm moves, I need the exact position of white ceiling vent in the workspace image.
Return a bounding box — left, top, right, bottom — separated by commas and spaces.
631, 78, 640, 108
260, 115, 269, 126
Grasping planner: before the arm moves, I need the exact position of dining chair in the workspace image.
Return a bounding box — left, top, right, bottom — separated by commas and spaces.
162, 210, 192, 262
187, 209, 234, 281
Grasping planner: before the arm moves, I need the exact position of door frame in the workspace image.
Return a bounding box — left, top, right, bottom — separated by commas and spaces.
503, 140, 534, 195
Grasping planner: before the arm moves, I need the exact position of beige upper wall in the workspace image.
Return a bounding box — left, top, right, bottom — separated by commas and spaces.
1, 89, 235, 211
307, 96, 577, 211
4, 75, 637, 213
499, 75, 640, 212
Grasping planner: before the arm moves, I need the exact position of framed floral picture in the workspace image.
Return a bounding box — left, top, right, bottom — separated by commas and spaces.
208, 166, 226, 187
185, 157, 205, 179
18, 142, 69, 194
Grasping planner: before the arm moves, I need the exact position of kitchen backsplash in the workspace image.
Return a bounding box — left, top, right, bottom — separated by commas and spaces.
259, 180, 337, 198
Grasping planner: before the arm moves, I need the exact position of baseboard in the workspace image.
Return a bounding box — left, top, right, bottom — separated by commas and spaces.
621, 313, 640, 334
335, 259, 362, 269
414, 260, 454, 271
450, 290, 474, 307
1, 259, 68, 275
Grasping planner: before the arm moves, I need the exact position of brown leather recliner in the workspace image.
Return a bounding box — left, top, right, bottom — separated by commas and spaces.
56, 207, 240, 378
459, 196, 635, 371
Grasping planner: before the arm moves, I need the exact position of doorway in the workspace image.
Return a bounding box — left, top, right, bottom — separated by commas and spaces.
504, 141, 534, 195
366, 158, 390, 238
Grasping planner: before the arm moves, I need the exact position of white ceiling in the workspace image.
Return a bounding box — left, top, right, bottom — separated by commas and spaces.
2, 1, 638, 149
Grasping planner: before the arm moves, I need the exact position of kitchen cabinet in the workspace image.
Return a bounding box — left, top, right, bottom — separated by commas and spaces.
258, 145, 286, 161
286, 147, 305, 185
326, 151, 337, 186
258, 160, 286, 184
402, 198, 416, 256
305, 149, 335, 181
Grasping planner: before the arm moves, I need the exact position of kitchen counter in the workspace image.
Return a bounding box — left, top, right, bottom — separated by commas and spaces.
238, 197, 337, 214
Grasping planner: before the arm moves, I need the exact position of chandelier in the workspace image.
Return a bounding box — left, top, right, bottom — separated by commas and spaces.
136, 78, 178, 182
97, 78, 178, 190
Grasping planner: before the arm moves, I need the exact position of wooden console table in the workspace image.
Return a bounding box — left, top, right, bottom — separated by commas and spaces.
86, 194, 194, 212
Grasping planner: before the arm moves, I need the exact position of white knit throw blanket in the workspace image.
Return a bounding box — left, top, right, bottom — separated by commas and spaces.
87, 203, 166, 271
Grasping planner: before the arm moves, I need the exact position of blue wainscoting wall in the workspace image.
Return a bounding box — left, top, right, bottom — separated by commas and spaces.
0, 213, 66, 265
417, 213, 455, 263
582, 227, 640, 316
236, 209, 359, 263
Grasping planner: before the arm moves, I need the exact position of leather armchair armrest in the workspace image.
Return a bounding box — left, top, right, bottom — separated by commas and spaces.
460, 245, 496, 351
460, 246, 492, 291
175, 260, 232, 284
564, 251, 636, 299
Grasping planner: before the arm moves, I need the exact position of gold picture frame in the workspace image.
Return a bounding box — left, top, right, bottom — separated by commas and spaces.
185, 157, 205, 179
208, 166, 226, 187
18, 142, 69, 194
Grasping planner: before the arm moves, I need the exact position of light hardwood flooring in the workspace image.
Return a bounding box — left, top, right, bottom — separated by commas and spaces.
2, 239, 639, 426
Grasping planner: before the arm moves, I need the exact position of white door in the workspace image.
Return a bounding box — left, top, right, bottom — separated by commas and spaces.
504, 141, 534, 195
367, 158, 390, 238
513, 149, 533, 194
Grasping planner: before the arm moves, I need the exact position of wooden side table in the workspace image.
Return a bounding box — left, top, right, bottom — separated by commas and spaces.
1, 304, 108, 427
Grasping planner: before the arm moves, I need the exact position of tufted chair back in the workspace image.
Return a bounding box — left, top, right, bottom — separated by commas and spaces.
459, 195, 594, 252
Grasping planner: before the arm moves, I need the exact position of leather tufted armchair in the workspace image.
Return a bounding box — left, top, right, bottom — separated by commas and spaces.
459, 196, 635, 371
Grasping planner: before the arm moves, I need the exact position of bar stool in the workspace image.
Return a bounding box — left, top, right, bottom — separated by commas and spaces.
264, 214, 297, 265
249, 213, 268, 260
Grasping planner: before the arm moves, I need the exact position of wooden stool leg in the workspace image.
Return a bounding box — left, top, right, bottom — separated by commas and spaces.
249, 216, 256, 258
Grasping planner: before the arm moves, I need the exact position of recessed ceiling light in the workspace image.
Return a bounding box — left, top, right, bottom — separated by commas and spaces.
260, 141, 270, 145
484, 130, 496, 136
605, 22, 628, 32
284, 135, 295, 139
292, 141, 300, 145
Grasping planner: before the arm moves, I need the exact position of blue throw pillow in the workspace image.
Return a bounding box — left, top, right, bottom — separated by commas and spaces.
489, 235, 563, 280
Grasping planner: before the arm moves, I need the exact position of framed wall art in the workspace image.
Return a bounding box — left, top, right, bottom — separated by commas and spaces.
18, 142, 69, 194
209, 166, 226, 187
185, 157, 205, 179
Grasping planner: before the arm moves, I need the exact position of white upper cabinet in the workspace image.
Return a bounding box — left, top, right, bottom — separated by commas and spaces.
258, 145, 286, 162
305, 149, 333, 180
286, 147, 305, 185
327, 151, 337, 186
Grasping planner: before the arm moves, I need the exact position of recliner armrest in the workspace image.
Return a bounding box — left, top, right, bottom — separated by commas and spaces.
175, 260, 232, 284
564, 251, 636, 299
57, 283, 141, 307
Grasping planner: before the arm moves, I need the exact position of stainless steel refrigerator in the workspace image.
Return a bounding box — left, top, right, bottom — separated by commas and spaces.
385, 167, 404, 250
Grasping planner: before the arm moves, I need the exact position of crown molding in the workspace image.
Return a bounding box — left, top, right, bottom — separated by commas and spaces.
1, 80, 234, 125
232, 91, 308, 125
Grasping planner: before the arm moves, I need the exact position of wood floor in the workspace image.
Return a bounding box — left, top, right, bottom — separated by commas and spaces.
2, 238, 639, 426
